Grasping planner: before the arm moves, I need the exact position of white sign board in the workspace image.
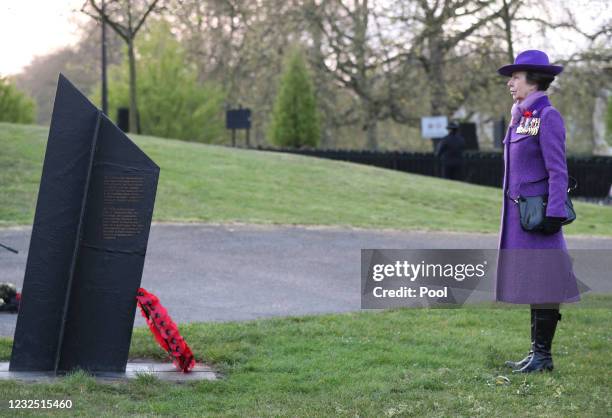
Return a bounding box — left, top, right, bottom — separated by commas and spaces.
421, 116, 449, 138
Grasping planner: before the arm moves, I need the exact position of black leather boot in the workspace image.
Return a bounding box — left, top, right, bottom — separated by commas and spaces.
505, 308, 535, 369
514, 309, 561, 373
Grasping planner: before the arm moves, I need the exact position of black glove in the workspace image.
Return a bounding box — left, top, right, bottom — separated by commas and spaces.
541, 216, 564, 235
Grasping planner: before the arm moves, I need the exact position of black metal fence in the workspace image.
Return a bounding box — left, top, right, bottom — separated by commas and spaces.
255, 147, 612, 198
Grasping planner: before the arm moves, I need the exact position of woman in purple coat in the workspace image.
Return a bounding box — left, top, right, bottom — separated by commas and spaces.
496, 50, 580, 373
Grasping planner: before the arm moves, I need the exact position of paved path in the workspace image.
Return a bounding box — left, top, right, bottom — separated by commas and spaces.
1, 223, 611, 336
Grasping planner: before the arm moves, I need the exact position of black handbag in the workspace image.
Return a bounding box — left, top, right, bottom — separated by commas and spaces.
508, 177, 577, 232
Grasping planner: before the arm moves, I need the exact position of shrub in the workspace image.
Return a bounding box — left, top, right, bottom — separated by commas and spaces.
0, 77, 36, 124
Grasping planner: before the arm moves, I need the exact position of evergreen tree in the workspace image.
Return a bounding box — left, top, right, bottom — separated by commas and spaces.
268, 49, 320, 147
0, 77, 36, 124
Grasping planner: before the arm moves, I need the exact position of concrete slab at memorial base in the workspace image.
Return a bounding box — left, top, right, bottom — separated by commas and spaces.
0, 361, 217, 383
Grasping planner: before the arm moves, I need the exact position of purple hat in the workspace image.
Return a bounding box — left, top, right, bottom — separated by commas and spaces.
497, 50, 563, 76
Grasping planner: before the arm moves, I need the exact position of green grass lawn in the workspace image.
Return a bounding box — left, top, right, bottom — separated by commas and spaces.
1, 122, 611, 235
1, 123, 611, 416
0, 295, 610, 417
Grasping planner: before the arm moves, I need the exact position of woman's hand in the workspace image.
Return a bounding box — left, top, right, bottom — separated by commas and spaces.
541, 216, 565, 234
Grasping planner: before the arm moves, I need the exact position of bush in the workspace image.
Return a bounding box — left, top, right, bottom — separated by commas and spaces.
0, 77, 36, 124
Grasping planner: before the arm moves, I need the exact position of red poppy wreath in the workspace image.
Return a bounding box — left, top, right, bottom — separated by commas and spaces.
136, 288, 195, 372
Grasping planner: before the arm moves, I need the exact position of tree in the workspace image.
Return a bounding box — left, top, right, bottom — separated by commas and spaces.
0, 77, 36, 124
13, 49, 76, 125
92, 20, 226, 142
82, 0, 163, 133
170, 0, 302, 146
169, 0, 252, 89
393, 1, 509, 117
306, 1, 498, 149
14, 19, 124, 125
305, 0, 403, 150
268, 49, 320, 148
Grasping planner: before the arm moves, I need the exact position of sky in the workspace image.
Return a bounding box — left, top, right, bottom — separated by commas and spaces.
0, 0, 87, 76
0, 0, 609, 77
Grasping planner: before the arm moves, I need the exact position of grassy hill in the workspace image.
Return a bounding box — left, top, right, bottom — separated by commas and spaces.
1, 122, 610, 235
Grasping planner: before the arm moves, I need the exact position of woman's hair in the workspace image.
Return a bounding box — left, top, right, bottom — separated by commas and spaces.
526, 71, 555, 91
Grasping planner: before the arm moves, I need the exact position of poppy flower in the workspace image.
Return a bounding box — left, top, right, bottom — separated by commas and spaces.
523, 110, 533, 118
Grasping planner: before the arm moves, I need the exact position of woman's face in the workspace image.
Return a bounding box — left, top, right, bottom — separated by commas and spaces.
507, 71, 537, 102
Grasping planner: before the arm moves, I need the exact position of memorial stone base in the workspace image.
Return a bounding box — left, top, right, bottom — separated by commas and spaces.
0, 361, 217, 383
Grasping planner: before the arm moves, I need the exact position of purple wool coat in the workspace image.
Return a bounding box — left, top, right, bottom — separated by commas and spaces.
495, 94, 580, 304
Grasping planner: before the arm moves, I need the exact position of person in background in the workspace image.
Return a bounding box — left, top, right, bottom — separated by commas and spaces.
434, 121, 465, 180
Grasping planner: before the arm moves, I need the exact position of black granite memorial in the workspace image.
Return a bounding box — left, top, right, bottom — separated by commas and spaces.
10, 74, 159, 374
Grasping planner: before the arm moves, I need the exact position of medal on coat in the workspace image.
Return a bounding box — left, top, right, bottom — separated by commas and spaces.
516, 109, 540, 135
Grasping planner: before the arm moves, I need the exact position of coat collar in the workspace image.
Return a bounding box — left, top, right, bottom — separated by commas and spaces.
525, 95, 551, 115
511, 92, 549, 125
517, 91, 548, 112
